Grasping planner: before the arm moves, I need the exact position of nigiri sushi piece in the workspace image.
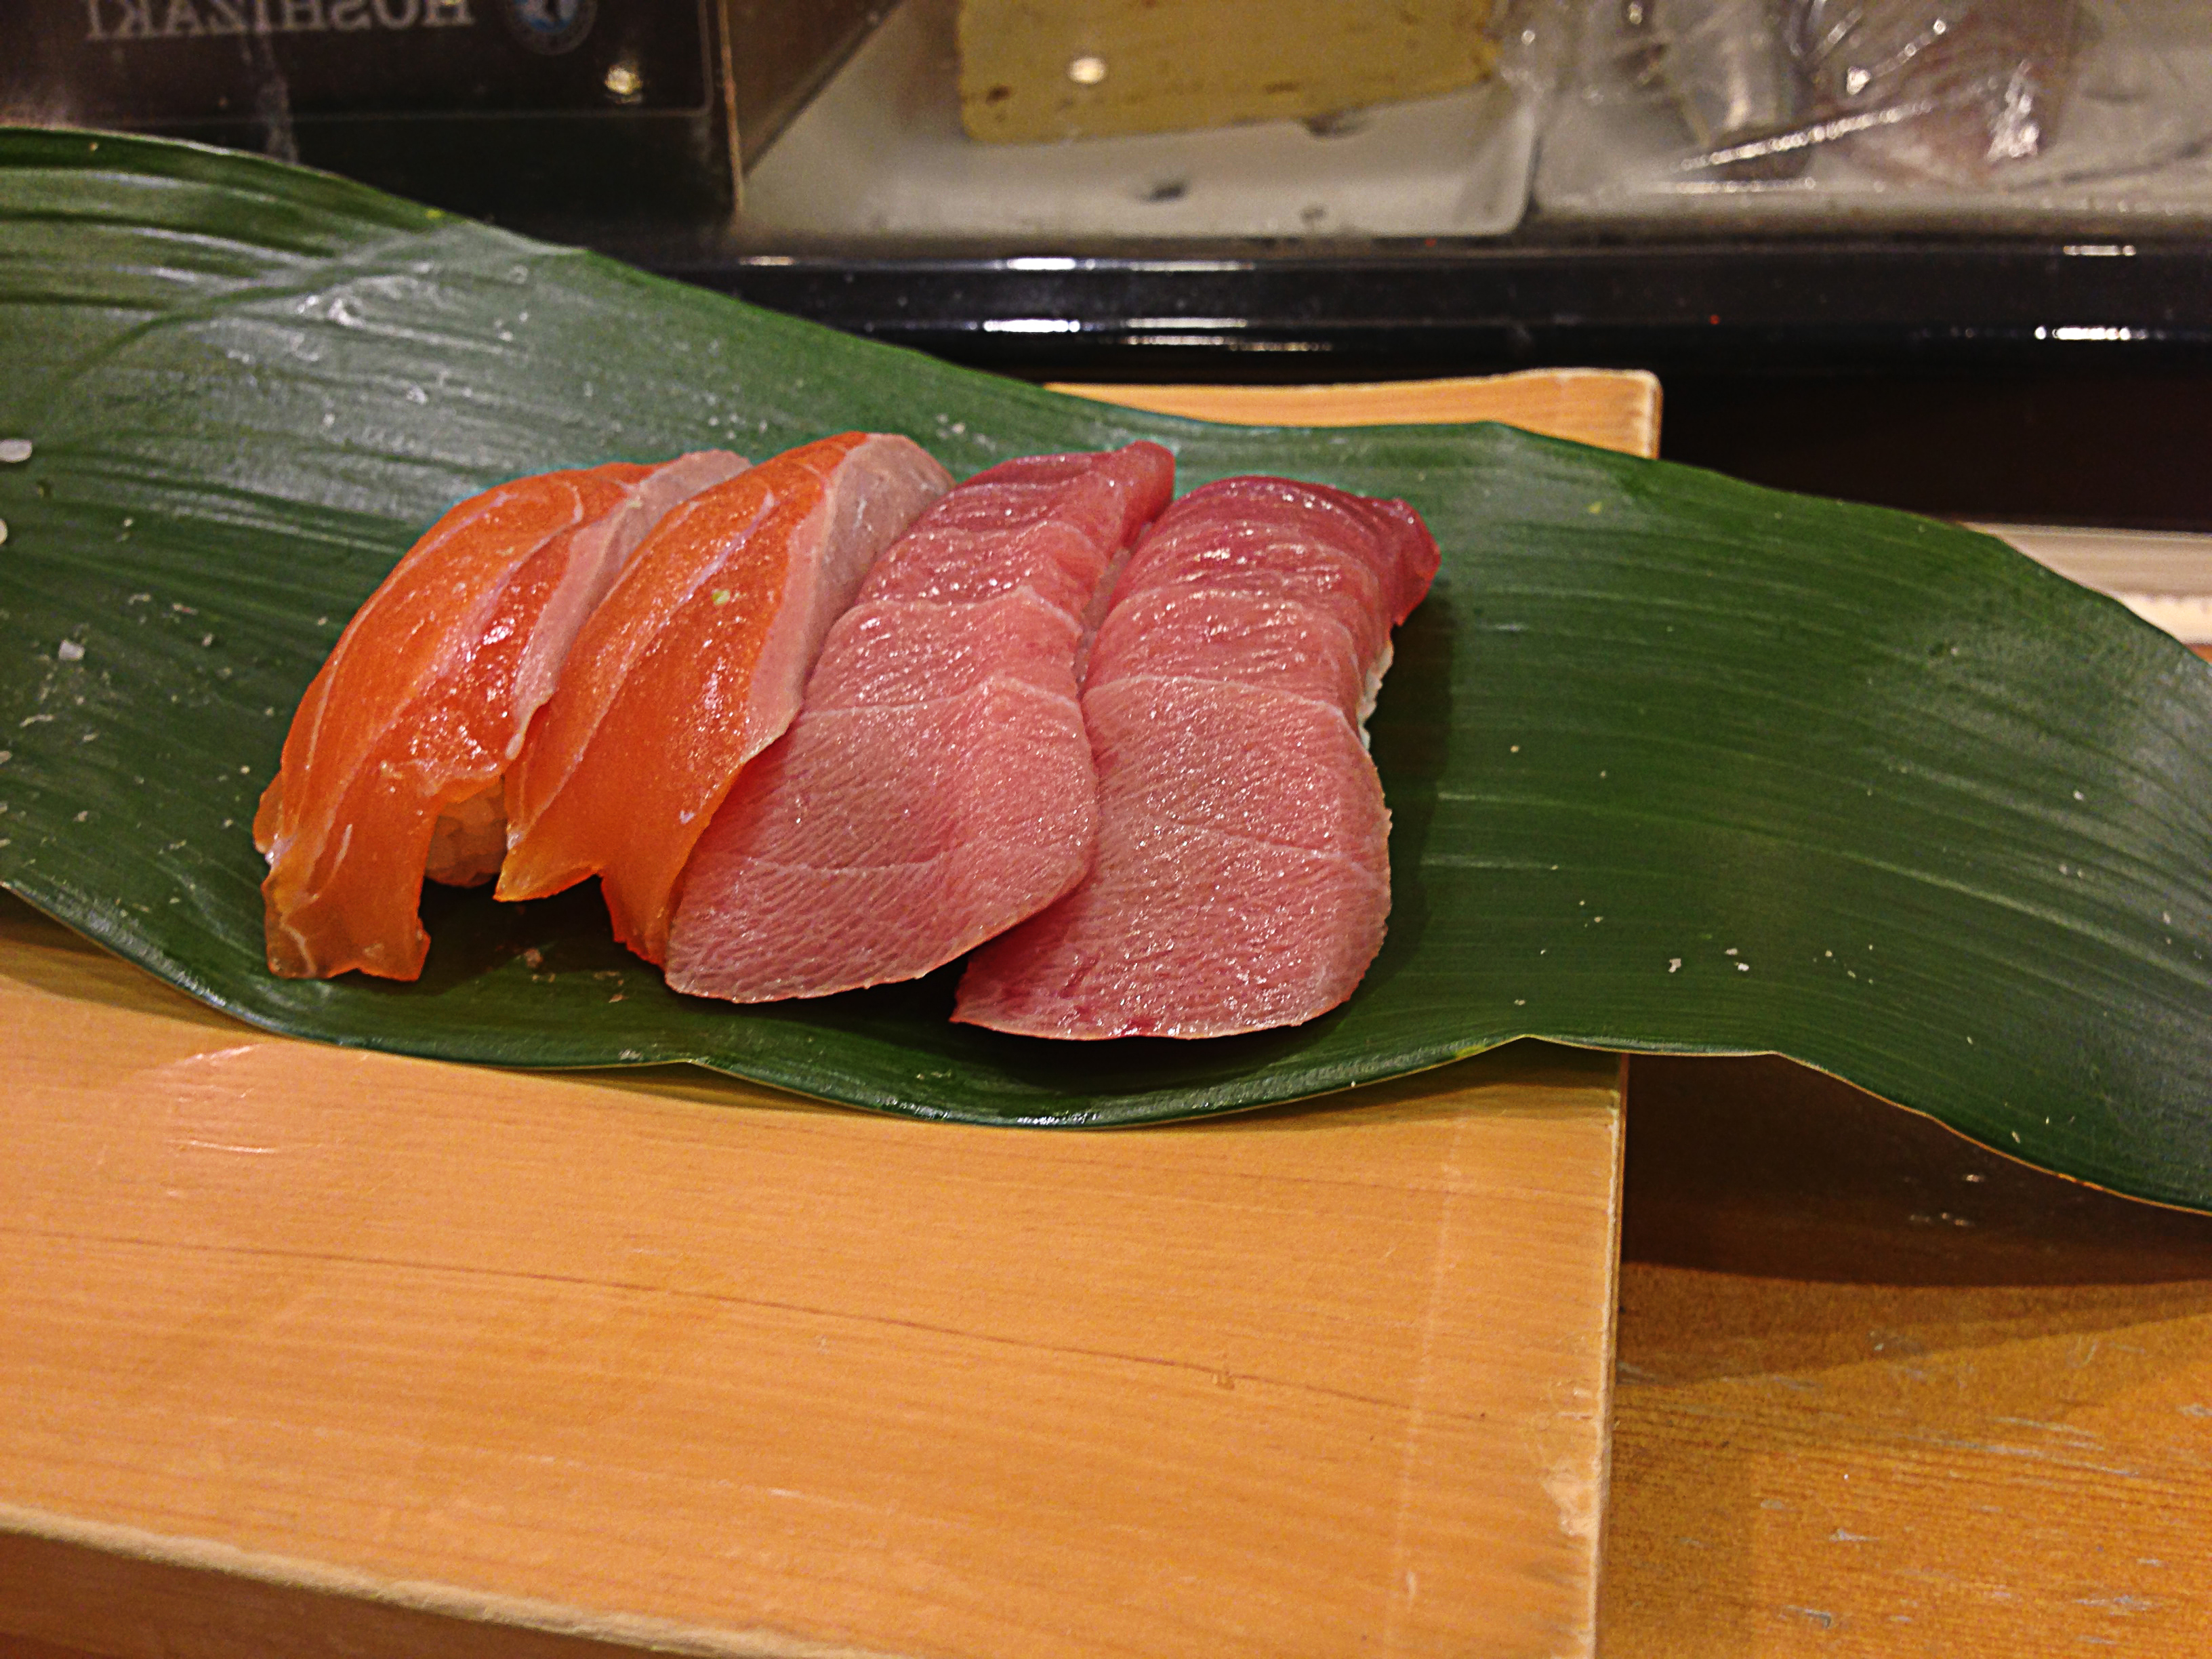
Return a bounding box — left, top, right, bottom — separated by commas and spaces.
665, 442, 1175, 1003
497, 432, 952, 965
954, 476, 1439, 1039
255, 450, 747, 981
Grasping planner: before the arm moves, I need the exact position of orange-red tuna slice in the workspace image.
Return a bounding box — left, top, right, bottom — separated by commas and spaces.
496, 432, 953, 965
255, 451, 747, 981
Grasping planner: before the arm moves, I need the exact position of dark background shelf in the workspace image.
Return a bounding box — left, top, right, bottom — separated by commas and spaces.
593, 235, 2212, 528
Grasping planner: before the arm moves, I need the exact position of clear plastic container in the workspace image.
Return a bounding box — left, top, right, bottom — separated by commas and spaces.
1536, 0, 2212, 228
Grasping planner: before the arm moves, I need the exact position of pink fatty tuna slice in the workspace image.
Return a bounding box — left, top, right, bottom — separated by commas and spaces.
665, 442, 1176, 1002
953, 475, 1439, 1039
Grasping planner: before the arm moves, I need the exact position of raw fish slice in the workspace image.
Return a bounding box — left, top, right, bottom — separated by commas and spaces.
866, 480, 1134, 613
499, 432, 953, 965
667, 670, 1100, 1001
254, 451, 746, 981
955, 475, 1438, 1039
417, 450, 753, 884
955, 682, 1392, 1038
1109, 480, 1435, 665
792, 590, 1083, 708
667, 443, 1174, 1002
1086, 588, 1368, 718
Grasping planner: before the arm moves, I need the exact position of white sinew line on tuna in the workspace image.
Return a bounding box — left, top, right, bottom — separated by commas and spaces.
664, 442, 1177, 1002
953, 476, 1440, 1040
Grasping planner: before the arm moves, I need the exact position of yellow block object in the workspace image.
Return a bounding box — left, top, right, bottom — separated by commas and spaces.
958, 0, 1500, 143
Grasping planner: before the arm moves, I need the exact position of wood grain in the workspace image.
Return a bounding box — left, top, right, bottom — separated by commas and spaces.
1603, 1056, 2212, 1655
0, 370, 1658, 1658
0, 894, 1622, 1659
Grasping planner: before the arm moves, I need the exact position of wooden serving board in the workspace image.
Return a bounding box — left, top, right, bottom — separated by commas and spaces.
0, 370, 1659, 1659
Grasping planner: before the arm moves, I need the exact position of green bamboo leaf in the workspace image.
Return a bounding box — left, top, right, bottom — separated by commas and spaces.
3, 129, 2209, 1206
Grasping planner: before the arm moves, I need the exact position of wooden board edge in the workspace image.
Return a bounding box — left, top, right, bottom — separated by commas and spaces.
1049, 369, 1664, 458
1586, 1052, 1632, 1650
0, 1502, 897, 1659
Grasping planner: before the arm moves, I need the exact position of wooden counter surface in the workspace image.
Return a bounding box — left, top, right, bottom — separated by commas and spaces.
1601, 1057, 2212, 1656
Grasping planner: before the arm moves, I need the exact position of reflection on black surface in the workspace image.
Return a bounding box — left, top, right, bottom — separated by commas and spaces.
1626, 1052, 2212, 1286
